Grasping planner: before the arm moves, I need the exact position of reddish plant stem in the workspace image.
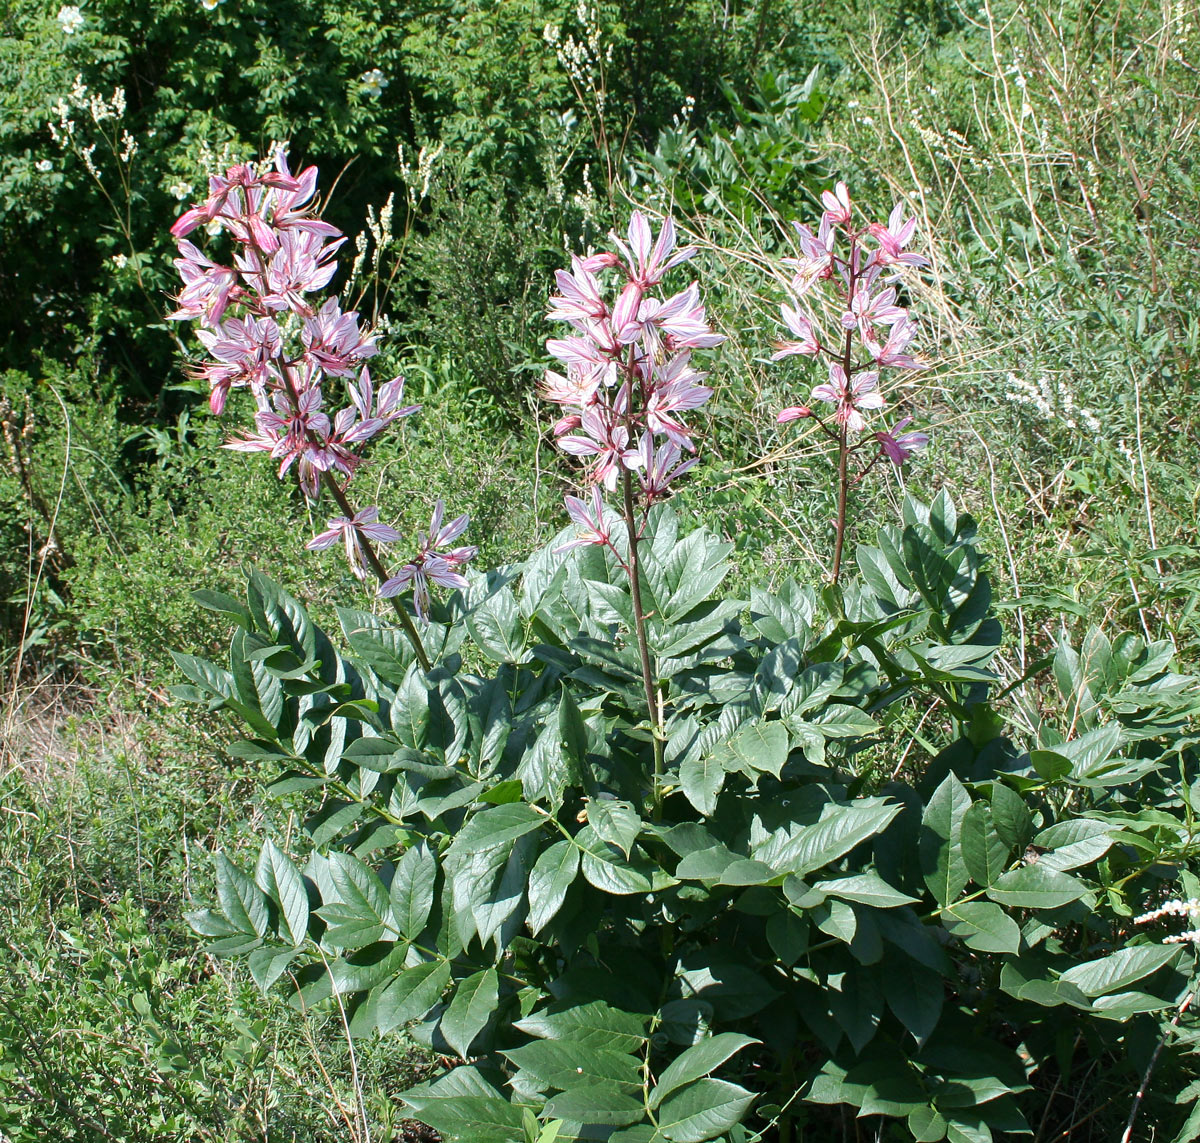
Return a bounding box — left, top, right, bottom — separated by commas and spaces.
622, 468, 665, 810
831, 238, 860, 584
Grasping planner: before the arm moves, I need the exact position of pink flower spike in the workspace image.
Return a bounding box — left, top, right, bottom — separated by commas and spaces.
821, 181, 852, 225
556, 487, 611, 553
777, 406, 812, 423
876, 417, 929, 464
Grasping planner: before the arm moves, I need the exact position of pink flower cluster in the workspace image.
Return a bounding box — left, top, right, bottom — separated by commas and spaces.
170, 150, 474, 619
774, 182, 929, 464
543, 213, 724, 550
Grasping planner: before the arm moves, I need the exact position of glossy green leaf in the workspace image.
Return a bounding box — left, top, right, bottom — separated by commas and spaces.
649, 1033, 759, 1109
376, 960, 452, 1035
503, 1039, 642, 1091
255, 838, 309, 947
586, 798, 641, 858
920, 774, 971, 906
943, 902, 1021, 954
514, 1000, 648, 1052
960, 802, 1009, 888
815, 872, 920, 909
528, 839, 580, 934
657, 1078, 755, 1142
1058, 945, 1179, 997
985, 865, 1090, 910
442, 967, 500, 1060
390, 842, 437, 940
214, 853, 269, 938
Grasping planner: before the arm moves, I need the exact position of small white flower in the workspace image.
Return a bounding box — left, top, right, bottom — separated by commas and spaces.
35, 159, 53, 173
200, 0, 221, 9
167, 180, 191, 201
110, 253, 128, 269
57, 5, 84, 34
359, 69, 388, 96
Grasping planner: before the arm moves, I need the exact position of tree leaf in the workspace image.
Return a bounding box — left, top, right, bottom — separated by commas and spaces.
390, 842, 437, 940
1058, 945, 1180, 997
656, 1078, 755, 1142
576, 825, 659, 895
376, 960, 452, 1035
883, 958, 944, 1043
528, 839, 580, 934
247, 946, 298, 993
503, 1040, 642, 1091
680, 751, 725, 816
442, 967, 500, 1060
214, 853, 269, 938
989, 783, 1032, 853
255, 839, 309, 947
401, 1065, 526, 1141
815, 872, 920, 909
920, 774, 971, 906
514, 1000, 648, 1052
650, 1034, 759, 1109
542, 1087, 646, 1128
960, 802, 1010, 888
985, 865, 1090, 910
943, 902, 1021, 954
587, 798, 641, 858
759, 803, 902, 877
711, 721, 789, 780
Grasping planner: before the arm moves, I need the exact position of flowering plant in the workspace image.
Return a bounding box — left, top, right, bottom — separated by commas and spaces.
169, 150, 476, 669
174, 182, 1197, 1143
773, 181, 930, 581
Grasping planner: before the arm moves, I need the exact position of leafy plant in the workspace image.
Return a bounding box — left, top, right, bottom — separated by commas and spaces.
174, 486, 1197, 1140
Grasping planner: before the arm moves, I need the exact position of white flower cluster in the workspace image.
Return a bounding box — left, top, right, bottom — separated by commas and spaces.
544, 2, 613, 112
1137, 898, 1200, 945
397, 140, 444, 207
1136, 898, 1200, 924
1003, 370, 1101, 434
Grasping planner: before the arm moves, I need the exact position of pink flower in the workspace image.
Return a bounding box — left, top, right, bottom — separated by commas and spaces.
378, 501, 476, 622
559, 404, 636, 491
821, 181, 853, 226
644, 360, 713, 451
771, 302, 821, 359
609, 212, 697, 289
247, 229, 345, 314
302, 298, 377, 377
306, 506, 401, 579
555, 486, 611, 552
875, 417, 929, 464
547, 257, 609, 323
777, 405, 811, 423
169, 240, 240, 327
863, 316, 923, 370
868, 202, 928, 269
841, 285, 907, 339
784, 218, 835, 296
636, 434, 697, 502
811, 363, 885, 433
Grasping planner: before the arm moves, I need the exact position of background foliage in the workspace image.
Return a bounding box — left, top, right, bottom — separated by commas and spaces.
2, 0, 1199, 1138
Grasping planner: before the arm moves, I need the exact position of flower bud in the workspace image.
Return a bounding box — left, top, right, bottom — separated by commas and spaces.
777, 405, 812, 423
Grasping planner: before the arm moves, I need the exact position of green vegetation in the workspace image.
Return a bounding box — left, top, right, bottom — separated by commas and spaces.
2, 0, 1198, 1139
